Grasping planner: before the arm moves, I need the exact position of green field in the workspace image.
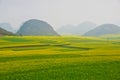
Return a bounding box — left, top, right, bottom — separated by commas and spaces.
0, 36, 120, 80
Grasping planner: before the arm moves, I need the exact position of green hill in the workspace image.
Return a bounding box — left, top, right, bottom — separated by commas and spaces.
17, 19, 59, 36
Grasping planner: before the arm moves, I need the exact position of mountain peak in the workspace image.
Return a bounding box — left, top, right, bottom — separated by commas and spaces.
17, 19, 59, 36
84, 24, 120, 36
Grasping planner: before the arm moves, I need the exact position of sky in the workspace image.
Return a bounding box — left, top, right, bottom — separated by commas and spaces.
0, 0, 120, 30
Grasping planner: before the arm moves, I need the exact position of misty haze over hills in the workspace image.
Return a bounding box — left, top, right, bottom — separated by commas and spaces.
0, 23, 16, 33
57, 22, 96, 35
0, 0, 120, 29
57, 24, 75, 35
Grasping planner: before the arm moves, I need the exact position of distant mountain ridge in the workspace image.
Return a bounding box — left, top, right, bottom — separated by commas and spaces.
1, 20, 120, 37
0, 27, 14, 36
84, 24, 120, 36
17, 19, 59, 36
57, 21, 96, 35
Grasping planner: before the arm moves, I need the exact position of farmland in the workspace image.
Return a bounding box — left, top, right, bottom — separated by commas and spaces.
0, 36, 120, 80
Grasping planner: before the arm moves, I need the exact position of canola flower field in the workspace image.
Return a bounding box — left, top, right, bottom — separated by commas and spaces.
0, 36, 120, 80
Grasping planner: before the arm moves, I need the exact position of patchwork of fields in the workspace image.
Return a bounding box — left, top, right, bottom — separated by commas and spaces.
0, 36, 120, 80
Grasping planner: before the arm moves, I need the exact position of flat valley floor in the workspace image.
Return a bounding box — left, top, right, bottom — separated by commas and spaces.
0, 36, 120, 80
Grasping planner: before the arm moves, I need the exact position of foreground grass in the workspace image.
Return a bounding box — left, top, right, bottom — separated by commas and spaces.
0, 36, 120, 80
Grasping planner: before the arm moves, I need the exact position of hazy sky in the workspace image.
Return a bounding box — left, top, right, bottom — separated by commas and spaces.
0, 0, 120, 30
